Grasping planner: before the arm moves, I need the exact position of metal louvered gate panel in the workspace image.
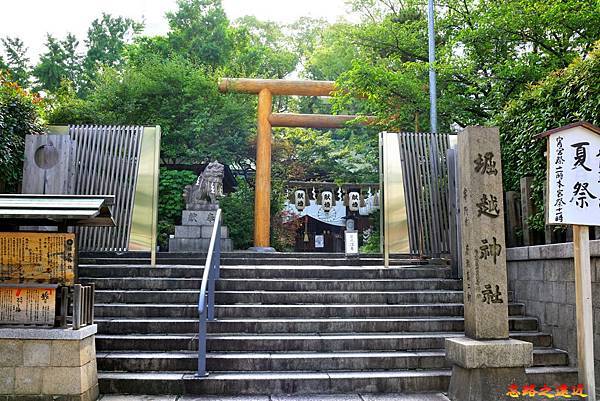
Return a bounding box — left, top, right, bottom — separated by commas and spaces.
70, 125, 143, 252
397, 132, 451, 257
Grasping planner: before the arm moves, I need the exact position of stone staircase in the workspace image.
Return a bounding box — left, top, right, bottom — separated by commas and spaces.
80, 252, 577, 396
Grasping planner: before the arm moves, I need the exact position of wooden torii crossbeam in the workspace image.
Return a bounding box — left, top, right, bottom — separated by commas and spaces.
219, 78, 373, 250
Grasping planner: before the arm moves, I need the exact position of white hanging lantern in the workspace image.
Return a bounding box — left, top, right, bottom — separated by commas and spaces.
348, 191, 361, 212
321, 190, 333, 212
294, 189, 307, 211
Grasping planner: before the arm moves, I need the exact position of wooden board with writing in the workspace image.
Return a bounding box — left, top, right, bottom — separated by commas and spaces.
545, 124, 600, 226
0, 285, 57, 326
345, 231, 359, 255
0, 232, 76, 285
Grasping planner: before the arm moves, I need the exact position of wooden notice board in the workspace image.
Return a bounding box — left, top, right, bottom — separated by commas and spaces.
0, 232, 76, 285
0, 285, 57, 326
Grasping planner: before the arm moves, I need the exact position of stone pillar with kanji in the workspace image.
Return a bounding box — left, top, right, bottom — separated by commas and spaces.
445, 126, 533, 401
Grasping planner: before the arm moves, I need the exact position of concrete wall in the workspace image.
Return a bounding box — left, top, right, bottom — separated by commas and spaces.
0, 326, 98, 400
507, 240, 600, 386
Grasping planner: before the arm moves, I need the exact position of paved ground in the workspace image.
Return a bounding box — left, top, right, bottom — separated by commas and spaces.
98, 394, 451, 401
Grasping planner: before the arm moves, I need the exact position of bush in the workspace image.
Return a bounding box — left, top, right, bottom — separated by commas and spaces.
158, 168, 197, 249
360, 212, 380, 253
220, 178, 289, 251
0, 73, 44, 191
271, 209, 302, 252
497, 41, 600, 231
220, 179, 254, 250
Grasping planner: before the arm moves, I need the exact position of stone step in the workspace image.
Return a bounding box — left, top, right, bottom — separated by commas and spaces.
95, 332, 553, 352
94, 316, 538, 335
98, 393, 451, 401
217, 279, 463, 292
80, 254, 572, 399
85, 278, 463, 291
95, 290, 465, 304
80, 265, 451, 279
97, 348, 568, 372
207, 332, 553, 352
79, 257, 431, 267
97, 367, 578, 395
81, 251, 412, 259
93, 303, 525, 318
98, 370, 451, 395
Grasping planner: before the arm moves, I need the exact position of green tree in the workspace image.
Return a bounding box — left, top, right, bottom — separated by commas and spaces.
62, 34, 83, 85
333, 0, 600, 131
82, 13, 143, 90
2, 37, 31, 87
48, 57, 256, 166
33, 34, 82, 92
166, 0, 233, 67
220, 180, 254, 249
497, 41, 600, 231
287, 17, 329, 71
439, 0, 600, 125
0, 74, 44, 190
272, 126, 377, 183
226, 16, 298, 79
126, 36, 174, 67
302, 22, 358, 81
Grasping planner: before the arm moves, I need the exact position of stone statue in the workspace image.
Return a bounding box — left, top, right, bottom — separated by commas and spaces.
170, 160, 233, 252
183, 160, 225, 210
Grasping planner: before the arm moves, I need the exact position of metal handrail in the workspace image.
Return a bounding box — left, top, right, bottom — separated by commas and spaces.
196, 208, 222, 377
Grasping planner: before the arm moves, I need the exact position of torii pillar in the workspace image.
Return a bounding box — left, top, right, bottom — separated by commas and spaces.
219, 78, 370, 250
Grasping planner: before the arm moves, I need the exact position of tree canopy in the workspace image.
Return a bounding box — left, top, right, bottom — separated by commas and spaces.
2, 37, 31, 87
333, 0, 600, 131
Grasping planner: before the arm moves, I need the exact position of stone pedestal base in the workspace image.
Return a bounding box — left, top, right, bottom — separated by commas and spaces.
169, 209, 233, 252
446, 337, 532, 401
0, 325, 98, 401
448, 365, 527, 401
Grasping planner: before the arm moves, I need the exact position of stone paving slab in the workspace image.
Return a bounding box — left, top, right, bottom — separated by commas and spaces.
270, 396, 361, 401
360, 394, 449, 401
179, 397, 270, 401
99, 397, 179, 401
99, 394, 450, 401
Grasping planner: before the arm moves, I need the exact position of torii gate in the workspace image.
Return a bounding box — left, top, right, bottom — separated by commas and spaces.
218, 78, 372, 250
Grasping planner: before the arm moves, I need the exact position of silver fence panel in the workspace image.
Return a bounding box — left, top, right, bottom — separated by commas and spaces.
69, 125, 143, 252
397, 132, 451, 257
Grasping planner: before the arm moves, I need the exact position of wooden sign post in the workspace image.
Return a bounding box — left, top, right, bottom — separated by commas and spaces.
541, 121, 600, 401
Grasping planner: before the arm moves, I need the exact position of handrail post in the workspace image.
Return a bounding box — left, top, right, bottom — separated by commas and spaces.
207, 268, 216, 320
216, 219, 222, 279
197, 309, 208, 377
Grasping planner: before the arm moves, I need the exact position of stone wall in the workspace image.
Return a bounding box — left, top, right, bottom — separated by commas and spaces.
0, 325, 98, 400
507, 240, 600, 387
